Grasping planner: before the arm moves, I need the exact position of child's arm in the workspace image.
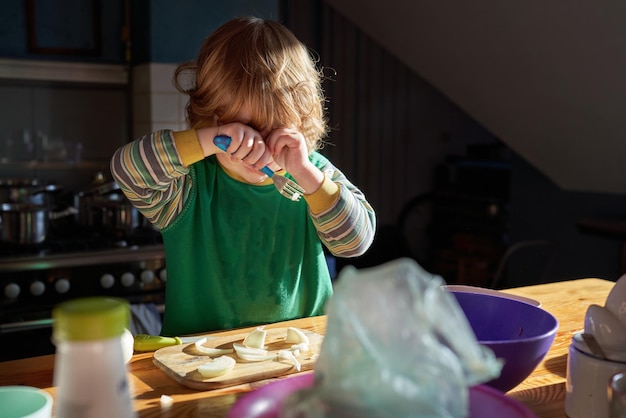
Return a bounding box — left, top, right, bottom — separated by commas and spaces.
110, 130, 195, 229
306, 160, 376, 258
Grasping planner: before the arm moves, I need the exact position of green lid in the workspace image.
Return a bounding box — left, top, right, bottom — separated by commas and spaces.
53, 297, 130, 341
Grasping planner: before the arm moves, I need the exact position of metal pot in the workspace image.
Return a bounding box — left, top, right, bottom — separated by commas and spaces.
0, 203, 49, 244
0, 178, 62, 207
90, 200, 147, 232
0, 203, 78, 244
74, 176, 150, 233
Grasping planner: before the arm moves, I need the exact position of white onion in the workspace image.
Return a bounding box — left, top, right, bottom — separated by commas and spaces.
242, 327, 267, 349
278, 349, 301, 371
197, 355, 236, 378
194, 338, 234, 356
233, 343, 275, 361
235, 352, 276, 362
291, 342, 310, 353
285, 327, 310, 345
160, 394, 174, 407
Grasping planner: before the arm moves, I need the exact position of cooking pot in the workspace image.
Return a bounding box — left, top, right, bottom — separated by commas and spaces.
90, 199, 148, 232
75, 178, 151, 233
0, 203, 77, 244
0, 178, 62, 207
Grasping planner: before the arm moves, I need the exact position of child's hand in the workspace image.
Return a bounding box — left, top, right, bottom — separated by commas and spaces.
266, 128, 325, 194
210, 123, 272, 169
265, 128, 310, 173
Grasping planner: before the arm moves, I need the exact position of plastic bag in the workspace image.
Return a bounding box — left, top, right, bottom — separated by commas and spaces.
280, 258, 502, 418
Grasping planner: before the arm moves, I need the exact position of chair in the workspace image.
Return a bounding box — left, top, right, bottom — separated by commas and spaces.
489, 240, 555, 289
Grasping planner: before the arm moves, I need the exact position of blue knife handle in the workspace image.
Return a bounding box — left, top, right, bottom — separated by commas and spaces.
213, 135, 275, 176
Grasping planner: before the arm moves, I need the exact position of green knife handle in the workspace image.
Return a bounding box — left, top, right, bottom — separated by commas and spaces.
133, 334, 182, 352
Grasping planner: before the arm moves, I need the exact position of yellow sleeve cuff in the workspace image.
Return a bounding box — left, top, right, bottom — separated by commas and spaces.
172, 130, 205, 167
304, 175, 340, 214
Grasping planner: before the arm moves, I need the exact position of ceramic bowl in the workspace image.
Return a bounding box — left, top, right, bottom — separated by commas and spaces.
584, 304, 626, 353
0, 386, 53, 418
605, 274, 626, 326
450, 291, 559, 392
227, 373, 538, 418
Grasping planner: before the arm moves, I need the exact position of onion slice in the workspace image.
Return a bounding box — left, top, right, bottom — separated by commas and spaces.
278, 349, 301, 371
160, 394, 174, 407
197, 355, 236, 378
233, 343, 275, 361
194, 338, 234, 356
285, 327, 310, 345
242, 327, 267, 349
236, 352, 276, 362
291, 342, 310, 353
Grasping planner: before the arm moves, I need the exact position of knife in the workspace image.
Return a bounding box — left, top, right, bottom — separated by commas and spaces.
133, 334, 208, 352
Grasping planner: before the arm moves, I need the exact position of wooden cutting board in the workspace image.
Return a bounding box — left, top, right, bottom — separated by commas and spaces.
153, 327, 323, 390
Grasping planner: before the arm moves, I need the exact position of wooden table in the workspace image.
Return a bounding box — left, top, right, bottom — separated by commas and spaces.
0, 278, 615, 417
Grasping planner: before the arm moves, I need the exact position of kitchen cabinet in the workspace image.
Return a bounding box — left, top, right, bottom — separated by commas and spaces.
0, 60, 129, 193
1, 0, 125, 64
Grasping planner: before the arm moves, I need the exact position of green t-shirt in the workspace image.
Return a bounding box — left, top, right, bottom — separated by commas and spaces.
160, 153, 333, 336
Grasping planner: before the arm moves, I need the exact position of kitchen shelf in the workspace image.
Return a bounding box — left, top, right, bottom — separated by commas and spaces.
0, 59, 128, 85
0, 160, 109, 170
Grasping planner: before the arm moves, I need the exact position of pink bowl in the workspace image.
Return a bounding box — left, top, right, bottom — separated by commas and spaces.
227, 373, 537, 418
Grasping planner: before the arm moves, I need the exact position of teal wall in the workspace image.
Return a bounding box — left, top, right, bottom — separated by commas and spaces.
0, 0, 279, 64
145, 0, 279, 64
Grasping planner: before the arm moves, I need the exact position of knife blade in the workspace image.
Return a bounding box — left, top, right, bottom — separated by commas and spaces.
133, 334, 208, 352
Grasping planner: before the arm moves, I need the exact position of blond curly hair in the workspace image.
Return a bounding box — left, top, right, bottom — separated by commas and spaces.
174, 16, 328, 153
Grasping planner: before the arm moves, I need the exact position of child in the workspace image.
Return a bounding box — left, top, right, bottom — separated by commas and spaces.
110, 16, 376, 336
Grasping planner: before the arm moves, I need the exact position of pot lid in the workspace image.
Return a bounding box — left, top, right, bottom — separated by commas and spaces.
0, 203, 48, 212
0, 178, 42, 187
0, 178, 61, 192
81, 181, 121, 196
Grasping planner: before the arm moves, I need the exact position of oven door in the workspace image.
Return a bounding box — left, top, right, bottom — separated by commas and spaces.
0, 315, 55, 361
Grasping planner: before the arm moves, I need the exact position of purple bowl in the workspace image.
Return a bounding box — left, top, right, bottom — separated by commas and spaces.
451, 290, 559, 392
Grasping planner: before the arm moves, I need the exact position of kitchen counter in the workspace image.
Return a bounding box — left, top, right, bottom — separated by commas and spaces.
0, 278, 615, 417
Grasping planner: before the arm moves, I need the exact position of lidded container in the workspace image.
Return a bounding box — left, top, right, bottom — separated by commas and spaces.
53, 297, 136, 418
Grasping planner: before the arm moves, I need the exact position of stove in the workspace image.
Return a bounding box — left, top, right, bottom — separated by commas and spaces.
0, 225, 167, 361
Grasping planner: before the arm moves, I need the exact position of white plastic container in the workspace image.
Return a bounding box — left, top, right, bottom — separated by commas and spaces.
53, 297, 136, 418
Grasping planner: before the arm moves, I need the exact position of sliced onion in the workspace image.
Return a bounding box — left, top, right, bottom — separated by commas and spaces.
236, 351, 276, 362
194, 338, 234, 356
285, 327, 310, 345
278, 349, 301, 371
233, 342, 275, 361
197, 355, 236, 378
160, 394, 174, 407
242, 327, 267, 349
291, 342, 310, 353
233, 343, 269, 356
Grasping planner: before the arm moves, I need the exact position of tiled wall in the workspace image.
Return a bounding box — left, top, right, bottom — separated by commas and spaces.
0, 80, 129, 193
0, 60, 187, 194
131, 64, 188, 140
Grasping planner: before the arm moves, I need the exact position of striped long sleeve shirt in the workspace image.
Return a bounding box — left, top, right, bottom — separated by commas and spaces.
110, 130, 376, 334
110, 129, 376, 258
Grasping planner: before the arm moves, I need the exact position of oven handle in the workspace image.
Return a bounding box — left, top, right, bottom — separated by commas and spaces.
0, 318, 53, 333
1, 303, 165, 334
